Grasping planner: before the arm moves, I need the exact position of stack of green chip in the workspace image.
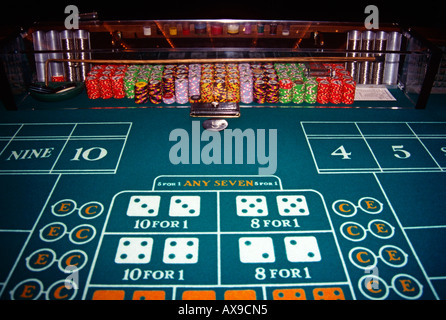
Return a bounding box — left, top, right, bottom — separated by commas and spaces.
304, 78, 318, 104
124, 65, 141, 99
292, 80, 305, 104
136, 72, 149, 84
275, 63, 311, 105
150, 65, 164, 81
278, 87, 292, 103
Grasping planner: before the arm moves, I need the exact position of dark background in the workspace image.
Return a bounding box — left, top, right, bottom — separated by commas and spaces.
0, 0, 445, 29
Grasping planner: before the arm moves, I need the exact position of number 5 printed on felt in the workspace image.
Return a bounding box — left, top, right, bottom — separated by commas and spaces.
391, 145, 410, 159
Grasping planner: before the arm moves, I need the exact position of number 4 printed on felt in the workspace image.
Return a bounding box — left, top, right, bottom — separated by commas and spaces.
331, 146, 352, 160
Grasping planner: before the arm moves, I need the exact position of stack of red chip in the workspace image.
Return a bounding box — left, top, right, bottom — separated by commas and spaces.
342, 80, 356, 104
99, 76, 113, 99
329, 79, 343, 104
85, 76, 101, 99
84, 64, 129, 99
314, 64, 356, 105
317, 79, 330, 104
111, 75, 125, 99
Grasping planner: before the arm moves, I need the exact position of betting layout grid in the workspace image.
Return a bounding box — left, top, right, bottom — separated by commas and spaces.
0, 121, 349, 301
83, 169, 442, 300
302, 121, 446, 174
0, 121, 443, 300
0, 122, 132, 300
0, 122, 132, 174
302, 121, 446, 300
1, 173, 353, 300
83, 175, 354, 301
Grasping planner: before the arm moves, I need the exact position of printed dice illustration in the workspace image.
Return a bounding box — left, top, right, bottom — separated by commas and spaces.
126, 195, 160, 217
238, 237, 275, 263
284, 236, 321, 262
169, 196, 200, 217
114, 237, 154, 264
276, 195, 309, 216
236, 195, 268, 217
163, 237, 199, 264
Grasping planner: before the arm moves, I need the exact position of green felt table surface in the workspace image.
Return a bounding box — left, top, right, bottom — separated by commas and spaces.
0, 96, 445, 300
